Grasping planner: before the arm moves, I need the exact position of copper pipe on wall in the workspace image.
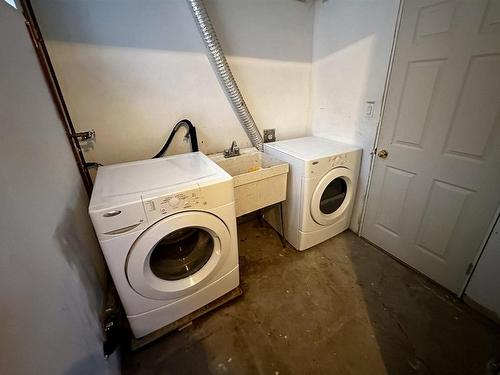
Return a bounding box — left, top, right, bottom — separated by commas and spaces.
19, 0, 94, 196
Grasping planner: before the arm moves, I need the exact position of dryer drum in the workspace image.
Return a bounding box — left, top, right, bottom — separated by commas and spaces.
319, 178, 348, 215
149, 227, 214, 281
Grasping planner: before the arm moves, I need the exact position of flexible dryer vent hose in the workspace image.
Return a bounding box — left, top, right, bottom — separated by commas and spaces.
186, 0, 264, 151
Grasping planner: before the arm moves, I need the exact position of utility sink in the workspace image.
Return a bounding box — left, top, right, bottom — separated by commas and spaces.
209, 148, 289, 217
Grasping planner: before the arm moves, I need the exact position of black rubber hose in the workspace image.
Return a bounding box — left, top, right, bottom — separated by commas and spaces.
153, 119, 199, 158
186, 119, 199, 152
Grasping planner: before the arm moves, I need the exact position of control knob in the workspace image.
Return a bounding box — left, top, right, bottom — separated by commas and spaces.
168, 197, 180, 208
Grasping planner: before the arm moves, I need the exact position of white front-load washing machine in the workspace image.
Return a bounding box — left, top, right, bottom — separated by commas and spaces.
264, 137, 361, 251
89, 152, 239, 338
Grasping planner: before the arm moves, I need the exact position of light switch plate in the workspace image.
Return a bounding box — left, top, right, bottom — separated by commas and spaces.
263, 129, 276, 143
364, 101, 375, 118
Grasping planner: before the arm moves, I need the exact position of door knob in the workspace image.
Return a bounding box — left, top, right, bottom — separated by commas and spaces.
377, 149, 388, 159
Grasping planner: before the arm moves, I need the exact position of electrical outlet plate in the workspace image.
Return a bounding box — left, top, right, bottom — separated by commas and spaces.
263, 129, 276, 143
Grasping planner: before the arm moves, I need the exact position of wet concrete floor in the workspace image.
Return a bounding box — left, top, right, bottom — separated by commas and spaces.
123, 219, 500, 375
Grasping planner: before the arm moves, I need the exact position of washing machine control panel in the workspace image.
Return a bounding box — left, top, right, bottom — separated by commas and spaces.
142, 188, 207, 221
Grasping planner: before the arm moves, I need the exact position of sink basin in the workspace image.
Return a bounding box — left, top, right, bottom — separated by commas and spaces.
209, 148, 289, 217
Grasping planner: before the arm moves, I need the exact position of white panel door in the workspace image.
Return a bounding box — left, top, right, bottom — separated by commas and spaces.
363, 0, 500, 294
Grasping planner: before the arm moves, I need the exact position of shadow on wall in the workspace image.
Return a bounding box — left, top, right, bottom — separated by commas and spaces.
54, 185, 108, 338
33, 0, 313, 62
311, 0, 401, 232
54, 184, 122, 375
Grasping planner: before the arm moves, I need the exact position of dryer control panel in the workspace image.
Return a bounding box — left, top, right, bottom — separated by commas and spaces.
308, 153, 348, 176
142, 187, 207, 222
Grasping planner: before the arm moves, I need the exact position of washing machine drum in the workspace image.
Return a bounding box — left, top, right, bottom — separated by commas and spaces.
126, 211, 231, 300
310, 167, 354, 226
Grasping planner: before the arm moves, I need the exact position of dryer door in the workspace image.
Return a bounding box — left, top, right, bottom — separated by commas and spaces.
126, 211, 231, 300
310, 167, 354, 226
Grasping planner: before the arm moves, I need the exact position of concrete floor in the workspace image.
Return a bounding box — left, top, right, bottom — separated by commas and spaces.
123, 220, 500, 375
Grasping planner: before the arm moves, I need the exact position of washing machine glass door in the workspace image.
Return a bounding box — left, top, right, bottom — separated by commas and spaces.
126, 211, 231, 300
310, 167, 354, 226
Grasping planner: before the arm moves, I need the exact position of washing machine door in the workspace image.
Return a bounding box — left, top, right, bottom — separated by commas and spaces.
126, 211, 231, 300
310, 167, 354, 226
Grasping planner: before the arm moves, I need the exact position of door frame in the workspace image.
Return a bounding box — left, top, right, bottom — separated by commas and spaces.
358, 0, 500, 298
460, 205, 500, 296
359, 0, 403, 236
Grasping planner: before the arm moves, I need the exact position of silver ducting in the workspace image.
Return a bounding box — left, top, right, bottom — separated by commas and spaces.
186, 0, 264, 151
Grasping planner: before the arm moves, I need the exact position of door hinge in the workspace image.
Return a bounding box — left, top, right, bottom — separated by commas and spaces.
465, 262, 474, 275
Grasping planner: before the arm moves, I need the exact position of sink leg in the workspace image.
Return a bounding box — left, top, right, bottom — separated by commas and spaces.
259, 205, 287, 248
278, 201, 287, 248
257, 209, 264, 228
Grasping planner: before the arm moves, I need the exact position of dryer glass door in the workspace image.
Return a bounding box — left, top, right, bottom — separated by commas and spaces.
310, 167, 354, 226
127, 211, 231, 300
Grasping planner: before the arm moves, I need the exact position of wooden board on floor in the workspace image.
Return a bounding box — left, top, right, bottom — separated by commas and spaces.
130, 286, 243, 351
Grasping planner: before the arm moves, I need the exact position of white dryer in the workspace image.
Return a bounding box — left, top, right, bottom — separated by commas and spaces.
264, 137, 361, 251
89, 152, 239, 338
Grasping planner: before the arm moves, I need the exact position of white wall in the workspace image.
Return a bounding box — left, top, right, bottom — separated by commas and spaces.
0, 3, 119, 374
465, 215, 500, 321
311, 0, 400, 232
32, 0, 314, 165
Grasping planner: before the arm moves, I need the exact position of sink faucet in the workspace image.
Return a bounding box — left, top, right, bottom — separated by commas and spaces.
224, 140, 240, 158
